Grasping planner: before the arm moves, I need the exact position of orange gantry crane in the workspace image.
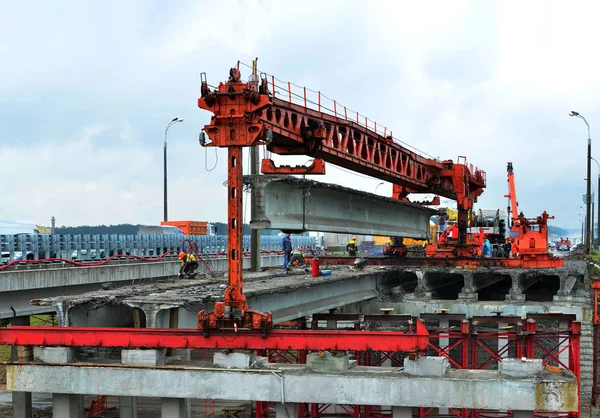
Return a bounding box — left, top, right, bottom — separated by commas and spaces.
196, 63, 486, 332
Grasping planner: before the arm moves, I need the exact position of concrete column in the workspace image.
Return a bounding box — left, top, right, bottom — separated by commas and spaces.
326, 319, 337, 329
458, 272, 477, 301
438, 319, 450, 416
141, 305, 160, 329
559, 320, 570, 367
119, 397, 138, 418
414, 270, 432, 299
506, 272, 525, 302
53, 394, 84, 418
513, 411, 534, 418
11, 317, 32, 418
438, 319, 450, 352
12, 392, 32, 418
392, 406, 413, 418
161, 398, 190, 418
276, 403, 298, 418
498, 322, 509, 362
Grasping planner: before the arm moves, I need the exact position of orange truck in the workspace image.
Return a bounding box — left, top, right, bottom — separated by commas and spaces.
161, 221, 215, 235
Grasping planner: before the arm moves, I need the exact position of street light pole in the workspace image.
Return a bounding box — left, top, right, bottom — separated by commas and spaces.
164, 117, 184, 222
593, 157, 600, 250
570, 111, 592, 254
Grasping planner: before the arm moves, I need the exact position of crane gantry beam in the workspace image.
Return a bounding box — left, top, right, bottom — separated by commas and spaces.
196, 65, 486, 332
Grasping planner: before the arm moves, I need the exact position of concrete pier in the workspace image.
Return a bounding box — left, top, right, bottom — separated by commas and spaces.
6, 360, 577, 412
52, 394, 84, 418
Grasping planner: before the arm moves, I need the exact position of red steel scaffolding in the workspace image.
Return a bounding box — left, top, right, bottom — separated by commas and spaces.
253, 313, 580, 418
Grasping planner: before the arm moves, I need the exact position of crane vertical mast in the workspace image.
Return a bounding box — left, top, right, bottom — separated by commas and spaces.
504, 162, 519, 229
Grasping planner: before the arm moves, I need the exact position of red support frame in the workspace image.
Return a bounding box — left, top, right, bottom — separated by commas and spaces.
0, 324, 429, 352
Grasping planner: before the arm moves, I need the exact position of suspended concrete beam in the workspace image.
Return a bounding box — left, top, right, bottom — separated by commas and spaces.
7, 359, 577, 411
247, 175, 435, 238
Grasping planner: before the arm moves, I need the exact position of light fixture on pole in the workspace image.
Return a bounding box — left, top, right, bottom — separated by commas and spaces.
375, 182, 385, 194
164, 117, 184, 222
570, 110, 592, 254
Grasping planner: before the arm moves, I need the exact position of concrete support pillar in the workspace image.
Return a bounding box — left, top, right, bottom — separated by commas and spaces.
498, 322, 509, 363
119, 397, 138, 418
12, 392, 32, 418
167, 308, 179, 357
392, 406, 413, 418
556, 273, 577, 298
513, 411, 534, 418
506, 272, 525, 303
326, 319, 337, 330
161, 398, 189, 418
52, 394, 84, 418
141, 305, 160, 329
276, 403, 298, 418
11, 317, 32, 418
458, 272, 478, 301
438, 319, 450, 415
414, 270, 432, 299
559, 320, 570, 367
438, 319, 450, 352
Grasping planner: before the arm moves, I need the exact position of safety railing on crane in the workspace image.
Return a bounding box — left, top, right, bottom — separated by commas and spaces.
235, 60, 439, 162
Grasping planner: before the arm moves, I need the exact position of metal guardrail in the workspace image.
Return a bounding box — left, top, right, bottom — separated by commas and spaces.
0, 234, 315, 263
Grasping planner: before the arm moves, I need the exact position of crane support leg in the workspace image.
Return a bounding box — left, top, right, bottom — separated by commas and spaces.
226, 146, 245, 311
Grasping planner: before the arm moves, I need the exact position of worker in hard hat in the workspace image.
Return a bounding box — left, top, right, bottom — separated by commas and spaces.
178, 251, 199, 278
347, 236, 358, 257
481, 238, 492, 258
281, 232, 292, 271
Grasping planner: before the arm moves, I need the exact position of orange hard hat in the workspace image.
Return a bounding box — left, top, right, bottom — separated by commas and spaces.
178, 252, 186, 259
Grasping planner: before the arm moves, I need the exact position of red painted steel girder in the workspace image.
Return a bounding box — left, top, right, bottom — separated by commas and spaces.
0, 322, 429, 352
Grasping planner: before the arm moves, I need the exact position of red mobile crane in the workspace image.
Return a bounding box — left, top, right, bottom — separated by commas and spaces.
197, 64, 486, 332
504, 162, 561, 265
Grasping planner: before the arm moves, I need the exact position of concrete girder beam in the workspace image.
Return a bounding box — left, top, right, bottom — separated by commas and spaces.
6, 363, 577, 412
247, 175, 435, 238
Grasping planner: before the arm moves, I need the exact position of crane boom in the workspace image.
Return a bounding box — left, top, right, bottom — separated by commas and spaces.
504, 162, 520, 229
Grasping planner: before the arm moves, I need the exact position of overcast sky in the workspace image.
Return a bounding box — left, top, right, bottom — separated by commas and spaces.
1, 0, 599, 230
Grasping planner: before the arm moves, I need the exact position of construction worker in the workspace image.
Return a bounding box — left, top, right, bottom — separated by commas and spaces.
511, 238, 519, 258
347, 236, 358, 257
178, 251, 199, 278
503, 238, 512, 258
288, 247, 306, 269
481, 238, 492, 258
281, 232, 292, 271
